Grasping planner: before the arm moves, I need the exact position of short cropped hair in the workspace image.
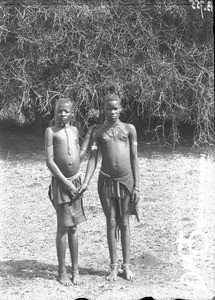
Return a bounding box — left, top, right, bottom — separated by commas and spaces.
55, 98, 75, 111
103, 94, 121, 106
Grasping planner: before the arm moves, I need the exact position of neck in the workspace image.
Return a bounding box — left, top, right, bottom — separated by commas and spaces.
57, 122, 70, 128
105, 119, 120, 126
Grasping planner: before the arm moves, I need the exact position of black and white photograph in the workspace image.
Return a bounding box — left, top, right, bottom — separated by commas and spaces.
0, 1, 214, 300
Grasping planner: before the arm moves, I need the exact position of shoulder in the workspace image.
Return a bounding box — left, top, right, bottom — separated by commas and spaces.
69, 125, 79, 136
70, 125, 78, 132
45, 126, 54, 136
122, 122, 136, 133
122, 123, 137, 139
45, 126, 56, 145
45, 125, 61, 135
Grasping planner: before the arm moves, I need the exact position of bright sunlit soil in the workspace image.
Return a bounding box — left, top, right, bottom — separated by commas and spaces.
0, 130, 215, 300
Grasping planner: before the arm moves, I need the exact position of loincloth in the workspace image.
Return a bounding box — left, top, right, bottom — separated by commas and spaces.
48, 172, 87, 228
98, 170, 139, 222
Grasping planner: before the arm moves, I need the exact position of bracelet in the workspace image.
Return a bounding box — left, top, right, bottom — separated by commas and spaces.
133, 187, 140, 192
82, 183, 88, 188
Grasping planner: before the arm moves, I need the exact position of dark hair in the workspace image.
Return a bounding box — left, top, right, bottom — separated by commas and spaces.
103, 93, 121, 106
55, 98, 75, 111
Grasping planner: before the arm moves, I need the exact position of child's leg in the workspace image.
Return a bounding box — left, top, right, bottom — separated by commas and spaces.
56, 226, 72, 286
119, 196, 135, 281
119, 212, 130, 265
68, 226, 81, 284
100, 196, 118, 281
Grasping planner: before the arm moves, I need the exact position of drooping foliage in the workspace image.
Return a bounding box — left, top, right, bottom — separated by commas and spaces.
0, 0, 214, 145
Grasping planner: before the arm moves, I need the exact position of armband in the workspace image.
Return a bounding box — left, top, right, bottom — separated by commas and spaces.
133, 141, 138, 146
91, 145, 98, 150
133, 187, 140, 192
46, 155, 54, 160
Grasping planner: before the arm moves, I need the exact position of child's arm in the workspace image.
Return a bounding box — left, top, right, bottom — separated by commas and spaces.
128, 124, 140, 204
79, 125, 96, 161
45, 127, 78, 197
78, 130, 99, 194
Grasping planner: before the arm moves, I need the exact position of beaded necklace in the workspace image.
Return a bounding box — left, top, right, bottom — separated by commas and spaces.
104, 120, 125, 139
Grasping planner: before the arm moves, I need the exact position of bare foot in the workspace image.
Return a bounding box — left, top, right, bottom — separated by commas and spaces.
71, 271, 82, 285
57, 271, 73, 286
106, 264, 118, 283
122, 264, 135, 281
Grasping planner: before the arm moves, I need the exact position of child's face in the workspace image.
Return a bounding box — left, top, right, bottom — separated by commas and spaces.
55, 101, 74, 125
104, 100, 121, 123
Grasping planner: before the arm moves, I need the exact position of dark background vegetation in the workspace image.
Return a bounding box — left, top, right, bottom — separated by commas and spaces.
0, 0, 214, 146
1, 3, 215, 299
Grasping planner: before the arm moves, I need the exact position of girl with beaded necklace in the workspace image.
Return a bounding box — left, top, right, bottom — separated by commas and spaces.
79, 93, 140, 282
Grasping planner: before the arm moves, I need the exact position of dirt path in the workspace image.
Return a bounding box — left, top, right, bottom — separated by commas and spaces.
0, 133, 215, 300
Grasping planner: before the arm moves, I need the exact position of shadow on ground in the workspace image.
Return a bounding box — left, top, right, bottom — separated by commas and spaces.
0, 260, 106, 281
0, 129, 45, 161
0, 252, 167, 281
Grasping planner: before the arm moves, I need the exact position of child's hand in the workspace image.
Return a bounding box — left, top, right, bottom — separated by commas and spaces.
77, 183, 88, 196
64, 182, 78, 198
68, 187, 78, 198
132, 188, 140, 204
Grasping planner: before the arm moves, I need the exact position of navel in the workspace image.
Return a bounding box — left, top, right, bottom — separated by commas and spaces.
114, 162, 118, 168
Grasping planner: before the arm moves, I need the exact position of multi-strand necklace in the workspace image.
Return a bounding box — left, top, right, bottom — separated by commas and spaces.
104, 120, 124, 139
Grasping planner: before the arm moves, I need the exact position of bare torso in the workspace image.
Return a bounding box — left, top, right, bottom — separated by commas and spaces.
52, 126, 80, 177
98, 122, 132, 177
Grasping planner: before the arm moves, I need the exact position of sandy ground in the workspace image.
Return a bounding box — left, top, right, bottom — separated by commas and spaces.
0, 131, 215, 300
